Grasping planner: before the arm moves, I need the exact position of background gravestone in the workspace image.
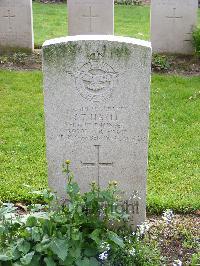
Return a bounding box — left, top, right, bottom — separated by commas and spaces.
43, 35, 151, 226
0, 0, 34, 52
151, 0, 198, 54
68, 0, 114, 36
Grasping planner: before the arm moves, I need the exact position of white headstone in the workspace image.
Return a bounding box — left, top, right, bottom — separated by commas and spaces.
0, 0, 34, 51
151, 0, 198, 54
68, 0, 114, 36
43, 35, 151, 226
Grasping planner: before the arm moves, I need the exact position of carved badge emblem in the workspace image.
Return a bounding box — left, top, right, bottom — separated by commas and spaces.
74, 54, 118, 102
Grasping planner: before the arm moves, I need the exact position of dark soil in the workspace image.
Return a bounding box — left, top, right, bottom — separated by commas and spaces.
153, 54, 200, 76
0, 50, 42, 71
0, 50, 199, 76
148, 214, 200, 265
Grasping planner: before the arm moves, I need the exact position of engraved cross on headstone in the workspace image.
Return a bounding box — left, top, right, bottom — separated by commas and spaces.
81, 145, 113, 185
82, 6, 99, 33
3, 9, 15, 30
166, 8, 182, 23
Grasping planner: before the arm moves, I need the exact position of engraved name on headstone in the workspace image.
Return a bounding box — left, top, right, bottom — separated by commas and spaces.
68, 0, 114, 35
43, 35, 151, 227
151, 0, 198, 54
0, 0, 34, 51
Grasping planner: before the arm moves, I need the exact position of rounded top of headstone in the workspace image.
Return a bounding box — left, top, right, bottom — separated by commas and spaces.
42, 35, 151, 50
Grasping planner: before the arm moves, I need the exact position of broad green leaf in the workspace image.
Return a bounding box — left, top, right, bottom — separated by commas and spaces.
35, 242, 50, 253
31, 227, 41, 242
17, 240, 31, 254
0, 225, 5, 235
85, 193, 94, 203
44, 257, 56, 266
40, 219, 54, 235
63, 255, 75, 265
76, 257, 90, 266
76, 257, 100, 266
20, 251, 34, 265
89, 257, 100, 266
89, 229, 101, 244
70, 246, 81, 259
29, 255, 41, 266
41, 235, 51, 245
71, 183, 80, 194
107, 231, 125, 248
0, 254, 11, 261
12, 245, 21, 260
84, 247, 97, 257
35, 235, 51, 252
71, 230, 81, 241
50, 238, 68, 261
26, 216, 37, 227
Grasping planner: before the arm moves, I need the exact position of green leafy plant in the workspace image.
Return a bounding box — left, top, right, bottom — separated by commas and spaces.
12, 53, 28, 65
0, 56, 9, 65
192, 27, 200, 56
152, 54, 170, 72
191, 252, 200, 266
0, 53, 29, 66
0, 161, 161, 265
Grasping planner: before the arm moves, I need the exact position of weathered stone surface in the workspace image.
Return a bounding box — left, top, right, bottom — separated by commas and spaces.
43, 35, 151, 226
68, 0, 114, 36
151, 0, 198, 54
0, 0, 33, 51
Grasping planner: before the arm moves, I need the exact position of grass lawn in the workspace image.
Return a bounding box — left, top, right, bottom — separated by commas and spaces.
0, 70, 199, 213
33, 3, 67, 48
0, 71, 47, 202
33, 3, 200, 47
33, 3, 150, 47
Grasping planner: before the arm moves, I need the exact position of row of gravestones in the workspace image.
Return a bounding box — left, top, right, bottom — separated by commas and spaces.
0, 0, 199, 54
1, 0, 198, 227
